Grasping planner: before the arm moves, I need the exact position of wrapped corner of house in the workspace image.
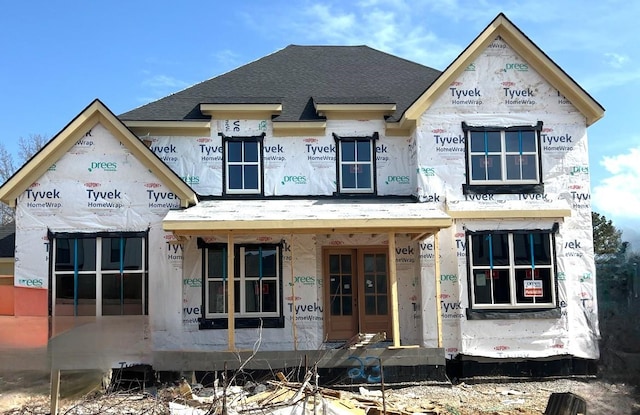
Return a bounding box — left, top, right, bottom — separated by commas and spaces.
0, 13, 604, 374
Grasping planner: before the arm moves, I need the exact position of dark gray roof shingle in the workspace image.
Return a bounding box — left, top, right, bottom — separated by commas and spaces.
119, 45, 441, 123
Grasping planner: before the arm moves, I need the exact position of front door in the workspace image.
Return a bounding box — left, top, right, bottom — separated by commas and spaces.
324, 247, 391, 341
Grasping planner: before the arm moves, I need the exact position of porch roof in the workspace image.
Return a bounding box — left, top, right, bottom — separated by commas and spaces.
163, 198, 452, 238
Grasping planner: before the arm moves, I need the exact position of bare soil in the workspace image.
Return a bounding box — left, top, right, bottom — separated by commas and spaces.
1, 370, 639, 415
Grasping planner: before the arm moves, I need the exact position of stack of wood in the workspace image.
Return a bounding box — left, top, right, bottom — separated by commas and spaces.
235, 372, 442, 415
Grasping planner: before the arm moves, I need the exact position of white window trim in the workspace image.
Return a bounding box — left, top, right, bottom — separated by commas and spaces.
51, 236, 147, 317
468, 232, 556, 310
205, 245, 281, 319
335, 133, 377, 194
224, 137, 263, 195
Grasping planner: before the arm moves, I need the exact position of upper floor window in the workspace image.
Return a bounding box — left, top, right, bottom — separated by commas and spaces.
462, 122, 543, 194
51, 232, 148, 317
333, 132, 378, 194
199, 240, 284, 329
467, 229, 557, 312
221, 133, 264, 195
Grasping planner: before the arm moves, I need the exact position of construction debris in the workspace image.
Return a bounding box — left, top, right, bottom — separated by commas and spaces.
167, 370, 446, 415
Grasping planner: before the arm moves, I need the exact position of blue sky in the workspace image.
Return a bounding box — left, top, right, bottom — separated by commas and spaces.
1, 0, 639, 247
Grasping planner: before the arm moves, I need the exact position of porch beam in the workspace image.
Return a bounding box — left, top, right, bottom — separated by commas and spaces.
227, 233, 235, 351
434, 232, 443, 348
388, 232, 401, 347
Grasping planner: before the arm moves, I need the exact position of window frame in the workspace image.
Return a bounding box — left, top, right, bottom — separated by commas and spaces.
466, 227, 559, 316
333, 132, 378, 195
49, 231, 149, 317
198, 240, 284, 329
462, 122, 544, 195
221, 133, 265, 196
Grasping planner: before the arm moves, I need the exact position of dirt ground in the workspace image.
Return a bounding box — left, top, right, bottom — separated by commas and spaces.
1, 370, 639, 415
2, 281, 639, 414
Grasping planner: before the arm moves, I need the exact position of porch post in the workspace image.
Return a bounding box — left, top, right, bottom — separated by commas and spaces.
388, 232, 401, 347
50, 368, 60, 415
434, 232, 443, 348
227, 233, 235, 350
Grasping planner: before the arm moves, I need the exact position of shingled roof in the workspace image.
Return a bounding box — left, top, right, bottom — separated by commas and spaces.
119, 45, 442, 123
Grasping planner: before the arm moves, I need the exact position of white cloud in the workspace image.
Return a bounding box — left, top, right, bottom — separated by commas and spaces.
142, 75, 189, 89
592, 147, 640, 218
213, 49, 242, 70
604, 52, 629, 68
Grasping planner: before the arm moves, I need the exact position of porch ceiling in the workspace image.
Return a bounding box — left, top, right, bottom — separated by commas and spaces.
163, 199, 452, 237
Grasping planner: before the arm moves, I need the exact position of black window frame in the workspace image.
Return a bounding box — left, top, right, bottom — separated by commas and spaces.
333, 132, 378, 195
462, 121, 544, 195
48, 230, 149, 317
220, 132, 265, 196
198, 239, 284, 329
465, 226, 561, 320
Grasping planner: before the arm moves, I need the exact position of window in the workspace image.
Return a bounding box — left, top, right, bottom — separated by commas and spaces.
51, 232, 148, 316
221, 133, 264, 195
467, 229, 556, 311
333, 132, 378, 194
462, 122, 543, 194
199, 241, 283, 329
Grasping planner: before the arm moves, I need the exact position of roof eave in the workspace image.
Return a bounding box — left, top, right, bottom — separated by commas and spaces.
0, 100, 198, 208
402, 14, 604, 126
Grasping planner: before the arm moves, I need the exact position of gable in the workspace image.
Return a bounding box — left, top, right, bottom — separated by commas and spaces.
0, 100, 197, 208
404, 13, 604, 126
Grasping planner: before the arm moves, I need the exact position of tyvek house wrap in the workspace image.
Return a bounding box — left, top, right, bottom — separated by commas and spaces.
171, 37, 598, 359
413, 36, 599, 359
148, 119, 414, 198
14, 122, 185, 335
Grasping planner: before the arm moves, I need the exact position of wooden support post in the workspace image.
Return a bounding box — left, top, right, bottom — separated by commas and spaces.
227, 233, 235, 351
290, 234, 297, 350
388, 232, 401, 347
50, 369, 60, 415
434, 232, 443, 348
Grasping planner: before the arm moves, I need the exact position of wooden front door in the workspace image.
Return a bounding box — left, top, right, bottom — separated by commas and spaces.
324, 248, 391, 341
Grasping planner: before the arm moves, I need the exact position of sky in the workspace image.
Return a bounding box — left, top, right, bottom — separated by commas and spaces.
1, 0, 639, 248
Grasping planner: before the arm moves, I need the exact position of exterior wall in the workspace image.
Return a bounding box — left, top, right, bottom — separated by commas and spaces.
7, 35, 599, 362
413, 36, 598, 359
0, 260, 14, 315
12, 121, 182, 364
146, 119, 414, 197
176, 233, 422, 351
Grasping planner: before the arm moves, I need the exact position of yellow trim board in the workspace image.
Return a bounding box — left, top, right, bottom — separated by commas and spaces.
403, 13, 604, 126
446, 208, 571, 219
200, 103, 282, 120
0, 99, 198, 208
272, 121, 326, 137
314, 103, 396, 120
164, 217, 452, 236
124, 120, 210, 137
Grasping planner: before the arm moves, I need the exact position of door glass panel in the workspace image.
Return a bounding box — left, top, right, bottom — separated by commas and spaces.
363, 253, 388, 316
365, 296, 376, 314
329, 254, 353, 316
377, 296, 388, 315
340, 254, 351, 273
342, 296, 352, 315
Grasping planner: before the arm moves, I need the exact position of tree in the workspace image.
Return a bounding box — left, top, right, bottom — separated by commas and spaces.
0, 134, 48, 224
592, 211, 623, 263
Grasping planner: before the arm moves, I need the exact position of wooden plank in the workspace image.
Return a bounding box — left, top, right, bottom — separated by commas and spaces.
434, 232, 443, 348
50, 369, 60, 415
227, 233, 235, 350
388, 232, 400, 347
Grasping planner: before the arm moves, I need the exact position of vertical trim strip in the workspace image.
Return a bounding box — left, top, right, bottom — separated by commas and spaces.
388, 232, 400, 347
73, 238, 78, 316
